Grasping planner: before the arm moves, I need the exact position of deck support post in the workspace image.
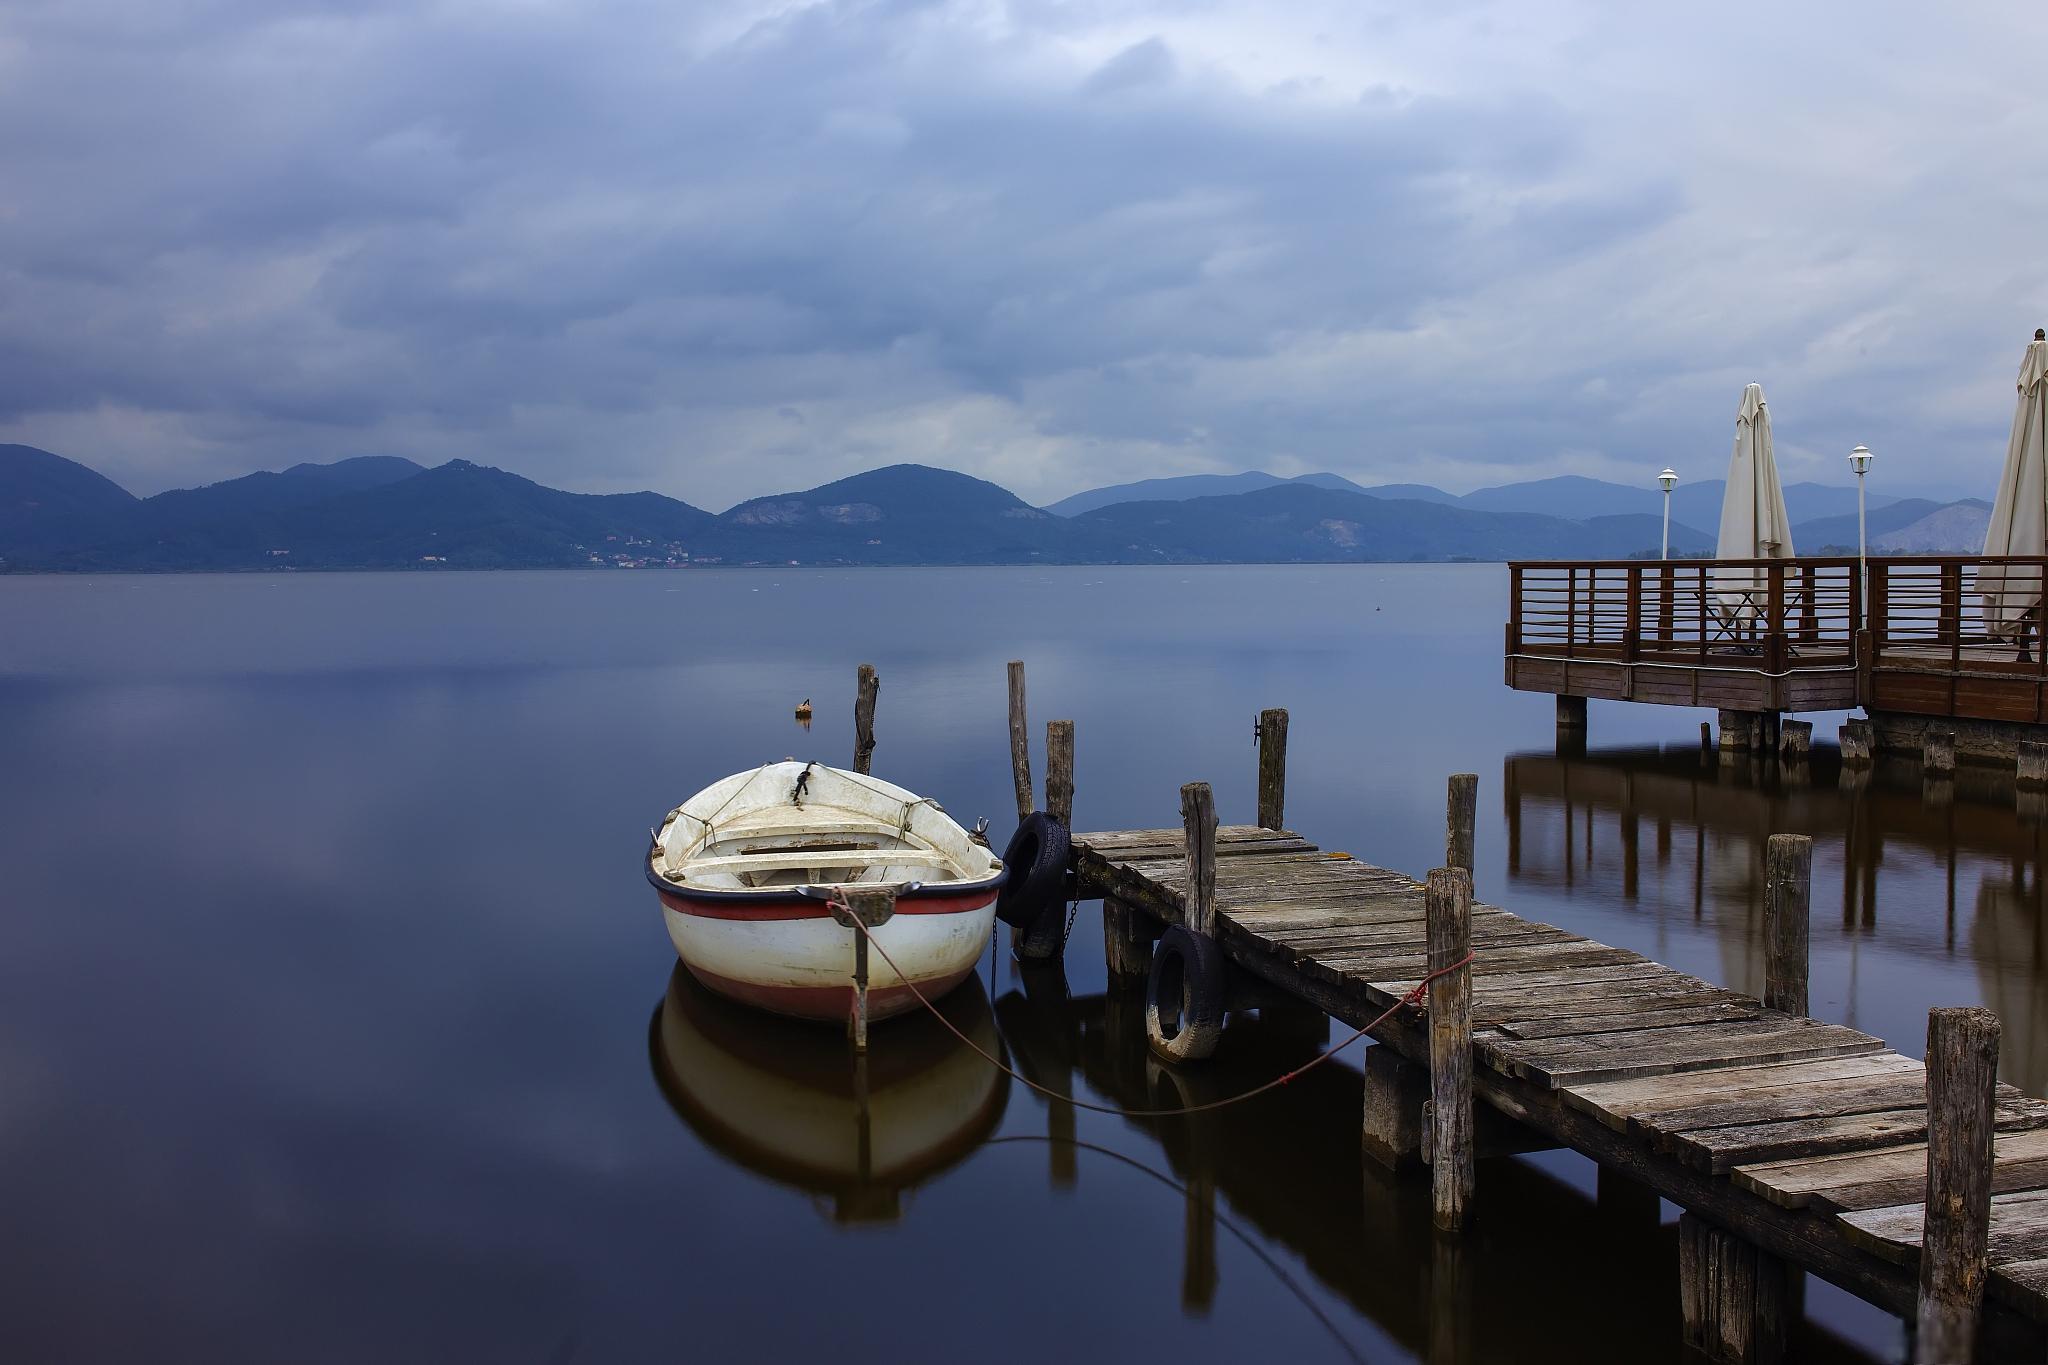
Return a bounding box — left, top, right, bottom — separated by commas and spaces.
1556, 694, 1587, 735
1917, 1006, 2001, 1365
1006, 660, 1032, 822
2018, 740, 2048, 791
1764, 835, 1812, 1019
1102, 897, 1153, 992
1256, 708, 1288, 830
1361, 1044, 1428, 1171
832, 887, 896, 1054
1426, 866, 1474, 1232
1840, 718, 1874, 766
853, 663, 879, 775
1446, 773, 1477, 876
1779, 720, 1812, 761
1925, 727, 1957, 776
1678, 1212, 1796, 1365
1719, 709, 1760, 753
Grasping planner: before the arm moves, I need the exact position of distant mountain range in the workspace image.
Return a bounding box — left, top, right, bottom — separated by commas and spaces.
0, 443, 1989, 571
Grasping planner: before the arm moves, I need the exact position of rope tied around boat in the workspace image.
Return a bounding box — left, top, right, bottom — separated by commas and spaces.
827, 887, 1475, 1120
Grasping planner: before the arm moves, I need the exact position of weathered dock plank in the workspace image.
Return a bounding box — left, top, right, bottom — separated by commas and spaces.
1070, 823, 2048, 1344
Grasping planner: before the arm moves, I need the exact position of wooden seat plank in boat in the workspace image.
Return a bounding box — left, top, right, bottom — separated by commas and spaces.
674, 848, 954, 878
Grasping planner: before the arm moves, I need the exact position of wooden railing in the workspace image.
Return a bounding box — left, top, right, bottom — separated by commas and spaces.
1506, 556, 2048, 724
1868, 557, 2048, 723
1507, 558, 1862, 675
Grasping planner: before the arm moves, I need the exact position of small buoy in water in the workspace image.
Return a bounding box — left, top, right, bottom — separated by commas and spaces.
794, 698, 812, 719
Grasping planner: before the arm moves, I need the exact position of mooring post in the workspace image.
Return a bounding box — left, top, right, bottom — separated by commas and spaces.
1446, 773, 1477, 877
1917, 1006, 2001, 1365
853, 663, 879, 775
1006, 660, 1033, 822
1701, 720, 1713, 755
1256, 708, 1288, 830
1426, 866, 1474, 1232
1764, 834, 1812, 1018
1045, 719, 1074, 827
1014, 720, 1076, 962
833, 887, 896, 1054
1182, 781, 1217, 940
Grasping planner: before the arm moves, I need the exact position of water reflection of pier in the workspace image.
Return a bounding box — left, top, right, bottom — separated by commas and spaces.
655, 957, 1883, 1363
1504, 745, 2048, 1090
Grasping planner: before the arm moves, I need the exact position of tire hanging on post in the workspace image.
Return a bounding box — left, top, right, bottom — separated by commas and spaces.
996, 811, 1070, 928
1145, 924, 1225, 1062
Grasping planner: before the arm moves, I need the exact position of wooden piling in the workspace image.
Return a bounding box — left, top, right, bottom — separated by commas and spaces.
1678, 1212, 1795, 1365
1779, 720, 1812, 760
1102, 897, 1152, 990
1557, 694, 1588, 733
851, 924, 870, 1051
1701, 720, 1714, 755
1256, 708, 1288, 830
853, 663, 879, 775
1426, 865, 1474, 1232
1763, 834, 1811, 1019
1181, 782, 1217, 939
2019, 740, 2048, 792
1840, 718, 1874, 766
832, 887, 897, 1053
1014, 720, 1077, 963
1006, 660, 1032, 821
1917, 1006, 2001, 1364
1446, 773, 1477, 876
1361, 1044, 1427, 1171
1925, 727, 1957, 776
1045, 720, 1074, 828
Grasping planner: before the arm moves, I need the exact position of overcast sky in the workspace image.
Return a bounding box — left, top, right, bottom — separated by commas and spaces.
3, 1, 2045, 509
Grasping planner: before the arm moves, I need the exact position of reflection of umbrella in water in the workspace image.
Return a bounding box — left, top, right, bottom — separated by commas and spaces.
1715, 382, 1795, 625
1979, 331, 2048, 642
649, 965, 1009, 1223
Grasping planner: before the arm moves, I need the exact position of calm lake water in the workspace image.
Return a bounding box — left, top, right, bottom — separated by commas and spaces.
4, 564, 2035, 1362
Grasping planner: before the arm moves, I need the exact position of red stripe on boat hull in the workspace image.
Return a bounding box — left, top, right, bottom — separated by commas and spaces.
683, 962, 980, 1022
656, 885, 998, 922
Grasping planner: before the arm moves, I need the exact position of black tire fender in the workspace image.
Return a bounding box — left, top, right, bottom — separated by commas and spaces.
995, 811, 1070, 929
1146, 924, 1226, 1063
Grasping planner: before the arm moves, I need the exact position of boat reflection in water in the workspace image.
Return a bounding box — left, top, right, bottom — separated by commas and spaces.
1504, 741, 2048, 1092
648, 965, 1009, 1223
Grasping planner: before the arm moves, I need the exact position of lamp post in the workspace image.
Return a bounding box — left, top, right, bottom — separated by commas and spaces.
1849, 445, 1873, 623
1658, 468, 1678, 560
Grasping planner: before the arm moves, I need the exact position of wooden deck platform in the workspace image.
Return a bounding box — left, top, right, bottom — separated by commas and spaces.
1073, 823, 2048, 1333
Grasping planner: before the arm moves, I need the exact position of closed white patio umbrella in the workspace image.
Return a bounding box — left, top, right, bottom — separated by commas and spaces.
1979, 329, 2048, 640
1715, 382, 1795, 624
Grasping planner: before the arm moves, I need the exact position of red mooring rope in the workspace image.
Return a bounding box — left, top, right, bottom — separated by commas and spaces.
833, 891, 1476, 1120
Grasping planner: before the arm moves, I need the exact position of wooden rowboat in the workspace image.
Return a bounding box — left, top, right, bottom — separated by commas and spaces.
647, 762, 1006, 1022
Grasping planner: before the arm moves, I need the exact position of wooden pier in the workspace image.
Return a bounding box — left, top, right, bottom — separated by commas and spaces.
977, 655, 2047, 1360
1505, 554, 2048, 763
1071, 818, 2048, 1359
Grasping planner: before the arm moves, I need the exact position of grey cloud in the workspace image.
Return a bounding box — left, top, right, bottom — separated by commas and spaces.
0, 1, 2041, 506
